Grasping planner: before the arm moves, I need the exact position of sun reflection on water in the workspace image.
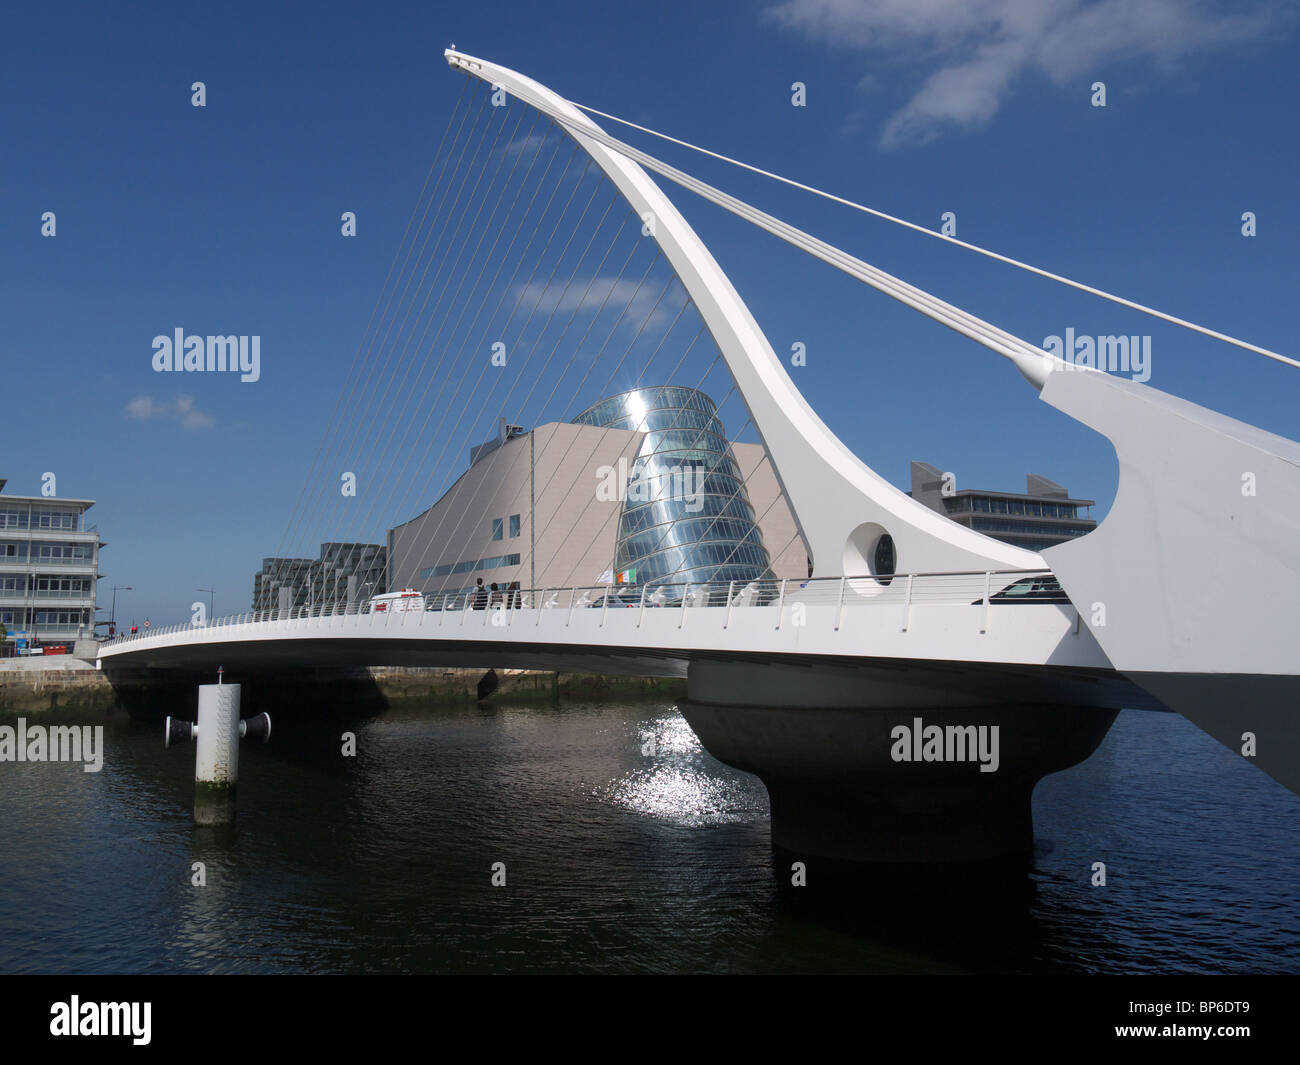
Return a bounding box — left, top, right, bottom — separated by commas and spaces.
598, 711, 766, 826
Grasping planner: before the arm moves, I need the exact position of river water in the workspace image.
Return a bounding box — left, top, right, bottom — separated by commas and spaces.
1, 697, 1296, 974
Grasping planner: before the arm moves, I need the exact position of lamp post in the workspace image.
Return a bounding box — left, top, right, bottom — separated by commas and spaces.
198, 588, 215, 623
110, 585, 132, 632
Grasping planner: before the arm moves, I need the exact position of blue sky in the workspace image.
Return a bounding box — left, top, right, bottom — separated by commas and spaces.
3, 0, 1298, 624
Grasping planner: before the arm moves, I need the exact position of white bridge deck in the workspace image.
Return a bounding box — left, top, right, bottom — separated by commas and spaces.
97, 571, 1160, 711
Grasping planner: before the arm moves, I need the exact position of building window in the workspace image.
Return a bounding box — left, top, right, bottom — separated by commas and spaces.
491, 518, 504, 542
509, 514, 520, 538
421, 553, 521, 580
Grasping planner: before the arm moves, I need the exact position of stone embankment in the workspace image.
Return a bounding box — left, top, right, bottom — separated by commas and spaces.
0, 660, 684, 714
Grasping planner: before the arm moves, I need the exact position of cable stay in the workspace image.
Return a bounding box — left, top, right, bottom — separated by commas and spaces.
562, 100, 1299, 373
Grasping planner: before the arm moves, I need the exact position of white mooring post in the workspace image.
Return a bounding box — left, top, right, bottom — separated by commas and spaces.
196, 680, 240, 797
165, 669, 271, 824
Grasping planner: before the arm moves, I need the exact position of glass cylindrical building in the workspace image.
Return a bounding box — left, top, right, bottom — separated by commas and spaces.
572, 386, 774, 593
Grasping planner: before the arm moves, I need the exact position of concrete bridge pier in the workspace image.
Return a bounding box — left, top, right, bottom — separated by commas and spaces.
680, 659, 1117, 870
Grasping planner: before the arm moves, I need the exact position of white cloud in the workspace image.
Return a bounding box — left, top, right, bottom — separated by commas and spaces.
764, 0, 1289, 148
500, 132, 552, 159
125, 394, 216, 430
499, 132, 591, 188
511, 275, 685, 335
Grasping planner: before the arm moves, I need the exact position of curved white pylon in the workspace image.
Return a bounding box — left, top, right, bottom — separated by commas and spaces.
445, 49, 1042, 579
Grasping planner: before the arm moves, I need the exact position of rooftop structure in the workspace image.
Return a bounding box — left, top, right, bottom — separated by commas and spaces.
909, 461, 1097, 551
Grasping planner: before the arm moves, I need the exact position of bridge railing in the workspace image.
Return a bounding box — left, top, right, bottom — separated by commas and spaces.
99, 569, 1064, 646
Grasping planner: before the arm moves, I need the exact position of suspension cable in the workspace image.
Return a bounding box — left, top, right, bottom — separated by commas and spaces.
571, 100, 1298, 372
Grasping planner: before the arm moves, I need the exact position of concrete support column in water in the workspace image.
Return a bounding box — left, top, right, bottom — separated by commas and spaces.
194, 682, 241, 824
163, 680, 271, 825
681, 658, 1117, 867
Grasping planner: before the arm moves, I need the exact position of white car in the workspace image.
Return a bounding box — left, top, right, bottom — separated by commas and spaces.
368, 589, 426, 614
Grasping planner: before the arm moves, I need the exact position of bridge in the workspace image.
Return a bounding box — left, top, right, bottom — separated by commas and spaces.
99, 48, 1300, 868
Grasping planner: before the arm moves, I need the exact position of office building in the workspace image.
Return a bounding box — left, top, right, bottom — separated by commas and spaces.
252, 543, 387, 613
0, 477, 103, 653
909, 460, 1097, 550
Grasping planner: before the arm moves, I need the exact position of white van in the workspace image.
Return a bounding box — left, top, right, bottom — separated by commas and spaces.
368, 589, 426, 614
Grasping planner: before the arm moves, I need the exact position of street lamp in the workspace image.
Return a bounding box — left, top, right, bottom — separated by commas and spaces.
110, 585, 132, 632
198, 588, 215, 622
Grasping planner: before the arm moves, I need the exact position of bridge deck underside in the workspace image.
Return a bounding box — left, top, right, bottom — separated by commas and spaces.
99, 636, 1165, 713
